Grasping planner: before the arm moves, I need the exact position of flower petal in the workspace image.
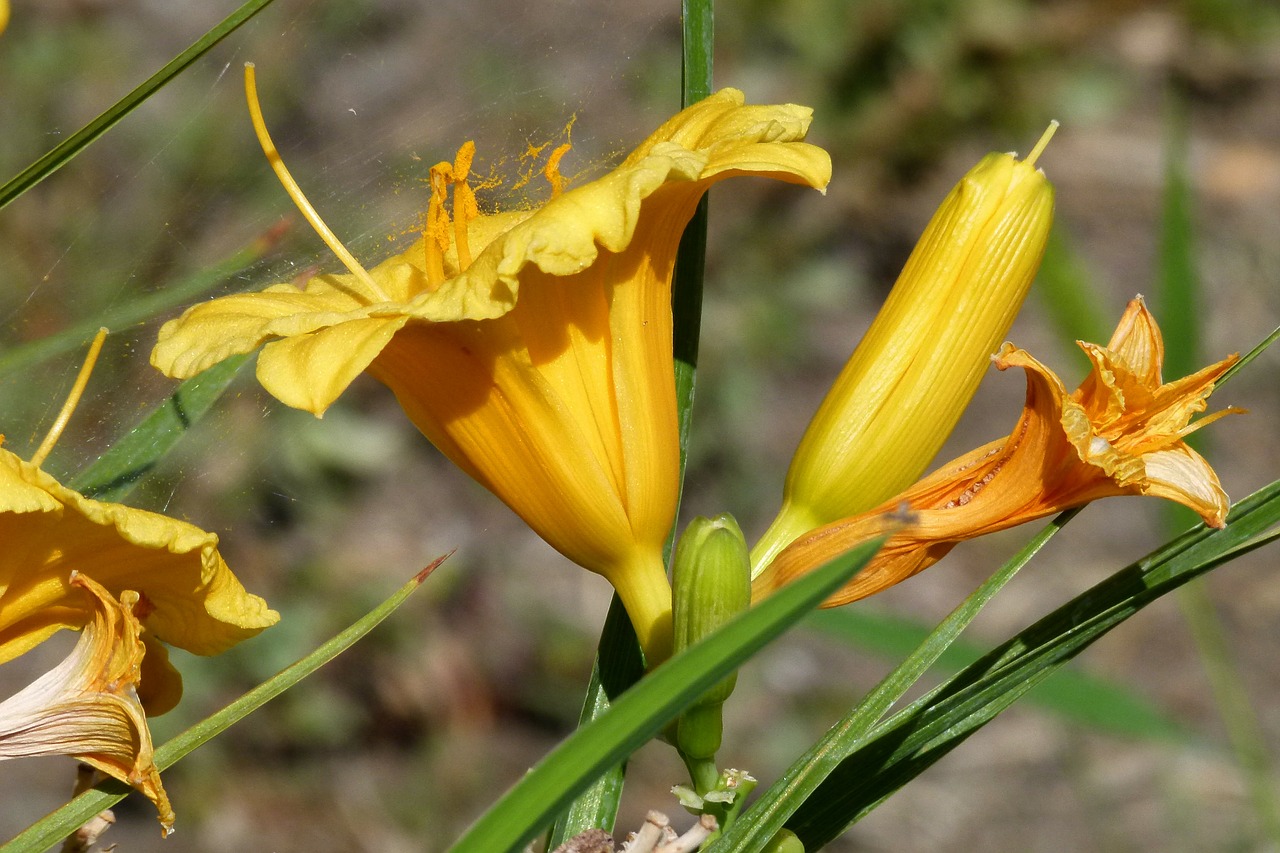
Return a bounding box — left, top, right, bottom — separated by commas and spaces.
1141, 445, 1230, 528
0, 447, 278, 672
257, 315, 410, 415
152, 280, 372, 380
0, 574, 174, 833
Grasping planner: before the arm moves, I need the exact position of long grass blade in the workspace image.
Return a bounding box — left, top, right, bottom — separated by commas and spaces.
710, 510, 1077, 853
0, 0, 279, 210
449, 537, 884, 853
1157, 91, 1280, 844
805, 607, 1188, 742
69, 355, 251, 502
0, 225, 283, 379
1, 557, 446, 853
781, 479, 1280, 848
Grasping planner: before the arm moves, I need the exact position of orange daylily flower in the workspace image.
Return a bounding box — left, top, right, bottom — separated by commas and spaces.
152, 70, 831, 661
753, 297, 1241, 607
0, 574, 174, 832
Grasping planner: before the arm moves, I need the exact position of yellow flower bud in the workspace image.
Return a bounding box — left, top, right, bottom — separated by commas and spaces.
752, 128, 1057, 575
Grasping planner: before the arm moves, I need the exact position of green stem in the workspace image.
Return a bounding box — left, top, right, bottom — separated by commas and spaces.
669, 0, 713, 558
682, 754, 721, 796
546, 0, 715, 844
1158, 86, 1279, 846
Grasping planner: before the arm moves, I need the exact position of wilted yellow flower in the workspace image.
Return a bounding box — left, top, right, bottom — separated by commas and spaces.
0, 573, 174, 833
753, 297, 1240, 606
0, 441, 279, 709
751, 129, 1057, 575
152, 68, 830, 661
0, 330, 273, 834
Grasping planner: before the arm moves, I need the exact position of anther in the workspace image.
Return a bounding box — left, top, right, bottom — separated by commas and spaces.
451, 142, 478, 271
423, 161, 453, 288
543, 143, 572, 198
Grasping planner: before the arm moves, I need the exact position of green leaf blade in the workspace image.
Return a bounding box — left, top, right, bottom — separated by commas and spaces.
0, 0, 279, 211
782, 480, 1280, 849
2, 559, 444, 853
449, 537, 885, 853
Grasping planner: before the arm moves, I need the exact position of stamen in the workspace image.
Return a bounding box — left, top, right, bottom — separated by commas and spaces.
31, 327, 107, 468
423, 161, 453, 289
1023, 120, 1059, 169
451, 142, 478, 271
543, 143, 571, 198
1180, 405, 1247, 438
243, 63, 390, 304
421, 143, 481, 285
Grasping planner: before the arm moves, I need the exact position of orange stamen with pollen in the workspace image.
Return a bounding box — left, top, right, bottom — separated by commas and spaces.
422, 142, 481, 290
451, 142, 478, 271
424, 161, 453, 288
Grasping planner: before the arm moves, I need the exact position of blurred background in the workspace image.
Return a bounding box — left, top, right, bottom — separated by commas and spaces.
1, 0, 1279, 849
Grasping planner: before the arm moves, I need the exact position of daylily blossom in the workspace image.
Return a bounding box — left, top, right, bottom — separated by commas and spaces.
0, 440, 279, 710
752, 130, 1057, 575
753, 297, 1240, 607
0, 573, 174, 832
152, 68, 831, 661
0, 332, 273, 834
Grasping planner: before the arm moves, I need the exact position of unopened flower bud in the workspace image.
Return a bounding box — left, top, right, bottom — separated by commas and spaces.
753, 126, 1058, 575
671, 513, 751, 759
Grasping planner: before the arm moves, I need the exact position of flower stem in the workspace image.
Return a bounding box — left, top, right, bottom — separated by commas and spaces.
610, 550, 674, 666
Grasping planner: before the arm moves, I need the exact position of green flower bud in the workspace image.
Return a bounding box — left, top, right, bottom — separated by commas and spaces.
762, 829, 805, 853
671, 513, 751, 759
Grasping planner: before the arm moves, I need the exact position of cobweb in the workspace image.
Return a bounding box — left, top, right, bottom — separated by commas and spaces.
0, 0, 683, 844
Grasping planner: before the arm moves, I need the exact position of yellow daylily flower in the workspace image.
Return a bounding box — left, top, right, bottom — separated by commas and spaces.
751, 129, 1057, 576
0, 0, 8, 36
0, 573, 174, 833
151, 70, 831, 661
0, 442, 279, 708
753, 297, 1240, 607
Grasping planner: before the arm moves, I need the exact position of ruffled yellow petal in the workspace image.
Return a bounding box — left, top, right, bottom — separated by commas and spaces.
152, 281, 373, 380
0, 447, 279, 684
0, 574, 174, 833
